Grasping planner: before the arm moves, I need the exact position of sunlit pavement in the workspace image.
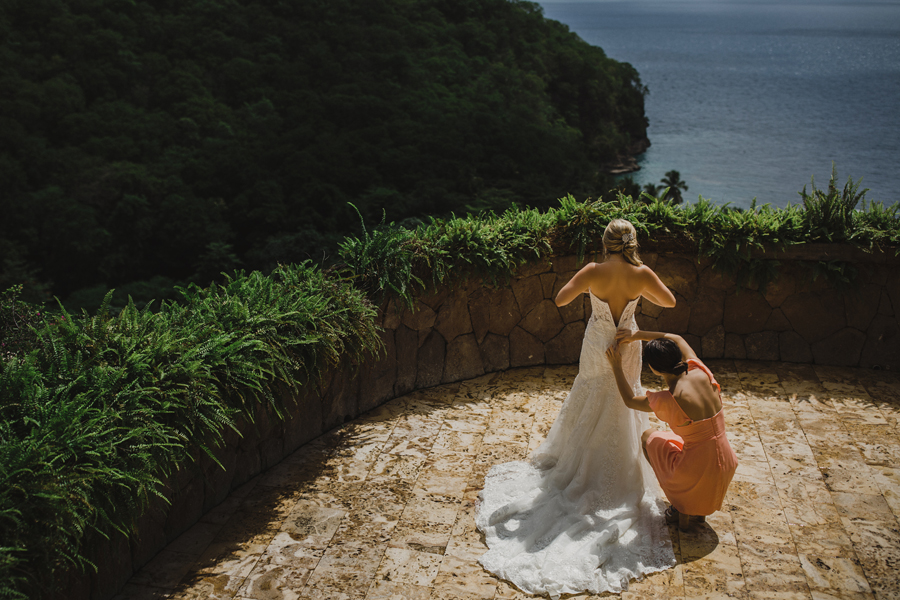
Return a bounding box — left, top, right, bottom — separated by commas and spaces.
115, 361, 900, 600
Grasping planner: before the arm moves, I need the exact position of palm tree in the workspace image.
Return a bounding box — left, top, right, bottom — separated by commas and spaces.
640, 182, 668, 203
660, 170, 688, 204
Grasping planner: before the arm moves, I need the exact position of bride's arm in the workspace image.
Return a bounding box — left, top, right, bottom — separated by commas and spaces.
639, 266, 676, 308
554, 263, 595, 307
605, 345, 652, 412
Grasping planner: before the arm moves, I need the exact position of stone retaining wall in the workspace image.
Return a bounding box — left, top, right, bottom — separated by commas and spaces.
82, 246, 899, 599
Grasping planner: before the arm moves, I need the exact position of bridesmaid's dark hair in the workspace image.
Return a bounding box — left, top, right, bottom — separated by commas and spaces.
645, 338, 688, 375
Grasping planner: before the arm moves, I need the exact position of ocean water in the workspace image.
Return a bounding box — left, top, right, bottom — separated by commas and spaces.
538, 0, 900, 208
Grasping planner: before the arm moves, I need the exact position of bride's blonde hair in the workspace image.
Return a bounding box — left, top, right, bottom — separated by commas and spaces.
603, 219, 642, 266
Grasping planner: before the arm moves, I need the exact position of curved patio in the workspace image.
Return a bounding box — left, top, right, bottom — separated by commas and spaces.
113, 360, 900, 600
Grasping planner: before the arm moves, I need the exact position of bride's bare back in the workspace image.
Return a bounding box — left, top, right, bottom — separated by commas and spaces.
556, 256, 676, 324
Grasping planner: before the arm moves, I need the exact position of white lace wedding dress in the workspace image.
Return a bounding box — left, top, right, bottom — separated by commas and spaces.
475, 295, 675, 598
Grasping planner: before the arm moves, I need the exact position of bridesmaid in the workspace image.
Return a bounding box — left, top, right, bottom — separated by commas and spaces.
605, 331, 739, 530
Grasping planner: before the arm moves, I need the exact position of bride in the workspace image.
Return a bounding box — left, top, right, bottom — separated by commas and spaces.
475, 219, 678, 598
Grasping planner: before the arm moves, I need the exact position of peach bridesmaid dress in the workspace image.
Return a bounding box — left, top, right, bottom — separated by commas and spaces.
645, 359, 738, 516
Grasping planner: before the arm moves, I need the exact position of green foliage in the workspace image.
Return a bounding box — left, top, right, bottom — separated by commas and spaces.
807, 260, 859, 293
340, 183, 899, 301
0, 264, 379, 598
799, 164, 868, 242
0, 0, 648, 304
0, 285, 43, 358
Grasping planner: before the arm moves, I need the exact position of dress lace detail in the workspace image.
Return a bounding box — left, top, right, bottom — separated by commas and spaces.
475, 295, 676, 598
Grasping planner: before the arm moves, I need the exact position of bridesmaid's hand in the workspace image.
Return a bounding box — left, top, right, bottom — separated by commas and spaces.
605, 343, 623, 369
615, 329, 639, 344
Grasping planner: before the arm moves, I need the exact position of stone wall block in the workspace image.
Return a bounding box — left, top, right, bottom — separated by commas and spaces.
552, 255, 585, 273
282, 384, 324, 457
509, 326, 545, 367
699, 266, 736, 291
516, 259, 553, 278
231, 447, 262, 490
259, 434, 285, 472
642, 301, 664, 319
163, 475, 205, 542
781, 290, 845, 344
512, 275, 545, 315
129, 499, 168, 570
656, 256, 700, 300
724, 334, 747, 359
488, 288, 522, 336
812, 328, 866, 366
323, 365, 360, 431
656, 292, 691, 333
540, 273, 557, 298
779, 331, 813, 363
636, 313, 658, 331
878, 290, 894, 316
859, 315, 900, 369
382, 297, 403, 329
443, 333, 485, 383
401, 302, 436, 332
90, 532, 132, 600
701, 325, 726, 358
520, 299, 566, 343
688, 288, 725, 336
361, 366, 397, 414
763, 268, 797, 308
558, 293, 584, 324
867, 264, 889, 286
745, 331, 779, 361
55, 562, 91, 600
478, 333, 510, 372
545, 322, 587, 365
683, 334, 702, 355
202, 444, 237, 512
247, 404, 277, 449
435, 288, 474, 342
643, 252, 659, 269
394, 325, 418, 396
723, 291, 773, 335
416, 331, 446, 388
845, 284, 882, 331
417, 288, 449, 310
467, 288, 492, 343
764, 308, 792, 332
359, 329, 397, 412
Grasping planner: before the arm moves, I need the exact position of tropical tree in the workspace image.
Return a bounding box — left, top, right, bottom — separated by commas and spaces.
642, 182, 665, 200
660, 170, 689, 204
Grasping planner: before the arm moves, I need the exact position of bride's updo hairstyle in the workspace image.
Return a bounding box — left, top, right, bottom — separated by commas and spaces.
603, 219, 642, 266
645, 338, 688, 375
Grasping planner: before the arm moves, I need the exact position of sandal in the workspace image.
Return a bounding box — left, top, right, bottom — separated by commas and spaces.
664, 506, 680, 524
665, 506, 706, 531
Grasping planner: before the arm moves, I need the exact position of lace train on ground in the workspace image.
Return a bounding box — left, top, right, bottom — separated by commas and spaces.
475, 296, 676, 598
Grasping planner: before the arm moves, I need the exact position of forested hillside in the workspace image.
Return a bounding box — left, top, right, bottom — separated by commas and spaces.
0, 0, 648, 307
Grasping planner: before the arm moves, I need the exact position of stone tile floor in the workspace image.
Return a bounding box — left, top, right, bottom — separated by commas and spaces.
115, 361, 900, 600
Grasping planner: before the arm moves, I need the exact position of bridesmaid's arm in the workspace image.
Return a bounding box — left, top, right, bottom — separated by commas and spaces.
616, 330, 698, 361
605, 345, 653, 413
618, 330, 663, 343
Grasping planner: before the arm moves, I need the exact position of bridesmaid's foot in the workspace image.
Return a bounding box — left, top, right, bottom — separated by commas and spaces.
665, 506, 705, 531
